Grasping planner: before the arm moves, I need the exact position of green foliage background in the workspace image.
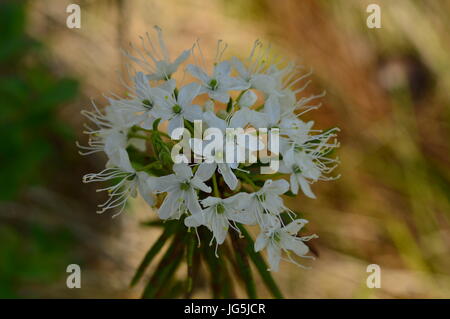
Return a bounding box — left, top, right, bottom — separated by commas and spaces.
0, 1, 79, 297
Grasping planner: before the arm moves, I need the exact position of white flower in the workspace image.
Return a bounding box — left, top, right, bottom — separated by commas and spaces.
255, 218, 317, 271
79, 32, 340, 274
259, 94, 313, 141
77, 101, 133, 163
193, 155, 239, 191
254, 63, 297, 97
231, 44, 297, 98
240, 179, 290, 227
153, 83, 203, 134
281, 117, 315, 146
109, 72, 176, 130
184, 193, 255, 244
279, 148, 319, 198
205, 111, 263, 163
260, 95, 282, 129
82, 148, 156, 216
230, 40, 268, 87
189, 111, 263, 190
232, 91, 267, 129
123, 26, 190, 81
186, 60, 249, 103
152, 163, 211, 219
279, 127, 340, 198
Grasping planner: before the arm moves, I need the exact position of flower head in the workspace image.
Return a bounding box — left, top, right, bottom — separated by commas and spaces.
79, 29, 339, 275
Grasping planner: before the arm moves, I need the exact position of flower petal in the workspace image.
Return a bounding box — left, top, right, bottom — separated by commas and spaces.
218, 163, 238, 190
183, 104, 203, 122
267, 243, 281, 272
184, 212, 204, 228
136, 172, 156, 206
200, 196, 222, 207
168, 115, 184, 135
211, 214, 228, 244
204, 111, 227, 132
290, 173, 299, 194
173, 163, 193, 179
195, 162, 217, 181
185, 188, 202, 214
190, 176, 212, 193
297, 175, 316, 199
178, 82, 201, 107
158, 191, 181, 219
254, 232, 268, 252
186, 64, 210, 84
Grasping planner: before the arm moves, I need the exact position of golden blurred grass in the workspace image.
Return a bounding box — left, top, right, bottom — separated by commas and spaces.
28, 0, 450, 298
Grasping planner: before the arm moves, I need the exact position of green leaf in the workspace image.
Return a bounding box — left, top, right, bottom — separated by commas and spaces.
130, 221, 177, 287
141, 231, 186, 298
38, 78, 79, 111
230, 231, 257, 298
201, 233, 235, 298
226, 97, 233, 112
140, 219, 165, 227
152, 118, 161, 131
185, 231, 196, 296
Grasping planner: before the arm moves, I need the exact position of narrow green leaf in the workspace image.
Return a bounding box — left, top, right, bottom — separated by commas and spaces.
201, 240, 222, 298
165, 280, 185, 298
226, 97, 233, 113
140, 219, 165, 227
130, 221, 177, 287
154, 252, 185, 298
230, 231, 257, 298
141, 231, 186, 298
201, 235, 235, 298
152, 118, 161, 131
185, 231, 195, 297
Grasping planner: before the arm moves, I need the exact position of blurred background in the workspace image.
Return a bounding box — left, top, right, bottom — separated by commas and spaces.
1, 0, 450, 298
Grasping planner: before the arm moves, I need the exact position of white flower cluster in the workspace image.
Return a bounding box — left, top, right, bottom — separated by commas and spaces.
79, 27, 339, 271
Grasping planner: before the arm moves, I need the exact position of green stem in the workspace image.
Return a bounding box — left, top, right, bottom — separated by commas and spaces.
184, 120, 194, 135
136, 161, 163, 172
212, 173, 221, 198
236, 171, 259, 191
134, 126, 171, 139
235, 89, 248, 106
128, 133, 149, 140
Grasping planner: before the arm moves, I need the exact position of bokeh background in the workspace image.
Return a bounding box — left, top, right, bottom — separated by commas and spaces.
1, 0, 450, 298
